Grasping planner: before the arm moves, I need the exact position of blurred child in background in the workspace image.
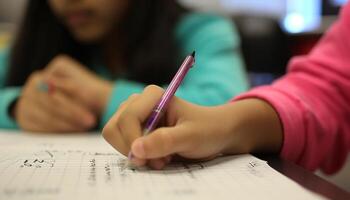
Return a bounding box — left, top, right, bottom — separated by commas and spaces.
0, 0, 248, 132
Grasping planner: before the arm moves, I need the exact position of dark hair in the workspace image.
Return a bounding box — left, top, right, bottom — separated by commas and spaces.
6, 0, 187, 86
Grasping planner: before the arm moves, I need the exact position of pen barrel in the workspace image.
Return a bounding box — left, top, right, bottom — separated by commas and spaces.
143, 108, 163, 135
157, 56, 194, 109
142, 54, 195, 136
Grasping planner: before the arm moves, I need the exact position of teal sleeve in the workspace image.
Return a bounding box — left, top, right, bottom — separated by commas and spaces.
100, 79, 145, 128
0, 48, 20, 129
0, 87, 21, 129
174, 13, 249, 105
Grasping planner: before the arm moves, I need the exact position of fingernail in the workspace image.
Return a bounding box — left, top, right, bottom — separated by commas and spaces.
132, 140, 146, 158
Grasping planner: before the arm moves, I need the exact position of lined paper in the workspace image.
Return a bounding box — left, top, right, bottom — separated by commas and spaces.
0, 130, 326, 200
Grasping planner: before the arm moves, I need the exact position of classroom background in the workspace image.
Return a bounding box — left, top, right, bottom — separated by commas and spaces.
0, 0, 349, 192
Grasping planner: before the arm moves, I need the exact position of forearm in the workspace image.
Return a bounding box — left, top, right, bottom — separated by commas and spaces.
220, 99, 283, 155
94, 79, 113, 117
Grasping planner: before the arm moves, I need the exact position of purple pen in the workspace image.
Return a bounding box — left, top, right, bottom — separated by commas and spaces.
143, 51, 196, 135
123, 51, 196, 169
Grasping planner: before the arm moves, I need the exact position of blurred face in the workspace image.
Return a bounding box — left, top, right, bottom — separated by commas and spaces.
49, 0, 128, 43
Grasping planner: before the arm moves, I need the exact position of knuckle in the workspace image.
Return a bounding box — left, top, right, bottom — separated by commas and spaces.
124, 108, 140, 123
128, 93, 140, 101
53, 54, 70, 63
144, 85, 163, 94
48, 55, 71, 70
29, 71, 42, 81
121, 94, 140, 110
56, 54, 69, 59
119, 101, 128, 110
116, 113, 129, 132
50, 56, 62, 66
113, 108, 124, 120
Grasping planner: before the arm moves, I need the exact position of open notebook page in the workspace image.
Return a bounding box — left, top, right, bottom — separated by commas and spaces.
0, 130, 326, 200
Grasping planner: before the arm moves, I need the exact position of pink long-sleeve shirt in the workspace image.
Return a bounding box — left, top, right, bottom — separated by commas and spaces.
235, 3, 350, 174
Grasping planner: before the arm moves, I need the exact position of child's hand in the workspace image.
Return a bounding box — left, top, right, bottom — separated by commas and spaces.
14, 71, 97, 133
44, 55, 113, 116
102, 85, 257, 169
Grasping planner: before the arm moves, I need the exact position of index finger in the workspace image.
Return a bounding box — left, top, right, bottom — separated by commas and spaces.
102, 85, 165, 155
123, 85, 165, 123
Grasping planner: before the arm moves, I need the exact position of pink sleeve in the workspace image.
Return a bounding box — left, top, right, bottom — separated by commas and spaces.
235, 3, 350, 174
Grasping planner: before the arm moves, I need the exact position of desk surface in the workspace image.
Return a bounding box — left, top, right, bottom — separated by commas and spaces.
260, 155, 350, 200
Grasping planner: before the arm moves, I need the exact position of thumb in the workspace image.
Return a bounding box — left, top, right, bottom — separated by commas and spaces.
131, 124, 195, 159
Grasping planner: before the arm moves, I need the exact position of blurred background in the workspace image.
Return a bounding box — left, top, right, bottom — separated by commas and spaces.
180, 0, 347, 85
0, 0, 349, 192
2, 0, 346, 84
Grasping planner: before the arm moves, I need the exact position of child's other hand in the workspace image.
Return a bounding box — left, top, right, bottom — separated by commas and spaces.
44, 55, 113, 116
14, 71, 97, 133
102, 85, 250, 170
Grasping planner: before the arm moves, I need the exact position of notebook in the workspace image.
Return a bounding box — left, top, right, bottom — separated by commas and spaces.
0, 130, 326, 200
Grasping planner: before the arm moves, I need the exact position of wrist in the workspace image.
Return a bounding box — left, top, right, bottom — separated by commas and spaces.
95, 80, 113, 116
220, 99, 283, 155
215, 103, 251, 155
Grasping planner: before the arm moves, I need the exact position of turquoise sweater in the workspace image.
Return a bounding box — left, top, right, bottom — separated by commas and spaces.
0, 13, 249, 130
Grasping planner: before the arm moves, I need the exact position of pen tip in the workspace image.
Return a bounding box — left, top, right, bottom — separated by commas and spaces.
191, 51, 196, 58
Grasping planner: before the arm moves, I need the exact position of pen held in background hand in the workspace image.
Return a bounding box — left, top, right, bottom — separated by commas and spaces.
123, 51, 196, 170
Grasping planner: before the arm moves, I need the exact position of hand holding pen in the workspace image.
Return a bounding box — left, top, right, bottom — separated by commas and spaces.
103, 52, 196, 169
126, 51, 195, 169
103, 48, 277, 170
142, 51, 196, 135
